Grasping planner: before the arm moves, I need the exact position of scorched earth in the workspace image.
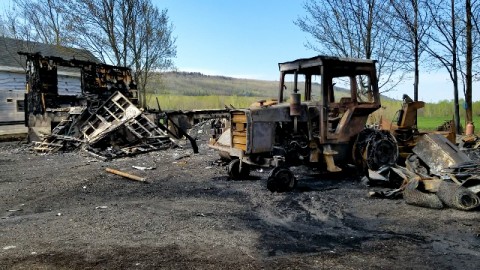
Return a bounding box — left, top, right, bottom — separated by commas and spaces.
0, 140, 478, 269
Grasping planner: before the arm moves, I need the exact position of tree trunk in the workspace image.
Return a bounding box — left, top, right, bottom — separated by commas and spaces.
413, 0, 419, 102
466, 0, 473, 125
452, 0, 461, 134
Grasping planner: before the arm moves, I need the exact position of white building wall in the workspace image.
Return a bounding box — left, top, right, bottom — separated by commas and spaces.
0, 66, 82, 136
0, 69, 25, 123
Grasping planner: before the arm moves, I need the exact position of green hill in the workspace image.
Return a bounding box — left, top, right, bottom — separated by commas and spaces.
146, 71, 352, 99
147, 71, 278, 97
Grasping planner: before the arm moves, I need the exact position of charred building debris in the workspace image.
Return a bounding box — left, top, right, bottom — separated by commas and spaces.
20, 51, 139, 142
20, 52, 169, 158
33, 91, 180, 159
20, 52, 228, 159
367, 134, 480, 211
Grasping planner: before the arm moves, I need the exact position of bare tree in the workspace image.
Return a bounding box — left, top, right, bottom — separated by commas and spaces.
129, 3, 176, 107
454, 0, 480, 127
63, 0, 176, 108
1, 3, 36, 42
386, 0, 431, 102
465, 0, 473, 125
424, 0, 464, 133
3, 0, 71, 45
295, 0, 407, 93
462, 0, 480, 125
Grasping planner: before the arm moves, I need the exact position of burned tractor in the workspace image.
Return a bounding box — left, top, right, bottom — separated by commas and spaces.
209, 56, 398, 191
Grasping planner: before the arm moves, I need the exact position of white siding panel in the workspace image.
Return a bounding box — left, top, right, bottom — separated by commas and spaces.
0, 71, 25, 91
0, 90, 25, 122
0, 70, 82, 96
0, 70, 82, 125
58, 75, 82, 96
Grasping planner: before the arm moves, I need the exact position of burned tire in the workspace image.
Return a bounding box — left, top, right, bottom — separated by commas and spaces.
353, 128, 399, 172
403, 179, 444, 209
267, 167, 297, 192
227, 159, 250, 180
437, 181, 480, 211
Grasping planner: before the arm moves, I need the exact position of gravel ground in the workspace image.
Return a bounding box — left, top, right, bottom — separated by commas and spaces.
0, 139, 479, 269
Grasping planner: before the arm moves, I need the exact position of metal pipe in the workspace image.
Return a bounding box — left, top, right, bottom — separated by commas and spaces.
293, 70, 298, 93
278, 72, 285, 102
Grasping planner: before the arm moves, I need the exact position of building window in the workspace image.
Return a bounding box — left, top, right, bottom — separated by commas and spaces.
17, 100, 25, 112
6, 98, 13, 103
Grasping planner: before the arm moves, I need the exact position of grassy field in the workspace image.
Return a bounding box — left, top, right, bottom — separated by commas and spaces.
147, 71, 349, 99
417, 116, 480, 131
147, 94, 263, 110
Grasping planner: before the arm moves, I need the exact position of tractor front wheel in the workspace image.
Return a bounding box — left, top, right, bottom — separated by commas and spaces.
267, 167, 297, 192
227, 159, 250, 180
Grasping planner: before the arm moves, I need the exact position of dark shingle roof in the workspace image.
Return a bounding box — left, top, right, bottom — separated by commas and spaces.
0, 37, 99, 68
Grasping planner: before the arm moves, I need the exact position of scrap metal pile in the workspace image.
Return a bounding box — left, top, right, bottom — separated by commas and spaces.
33, 91, 178, 159
365, 95, 479, 211
370, 132, 480, 211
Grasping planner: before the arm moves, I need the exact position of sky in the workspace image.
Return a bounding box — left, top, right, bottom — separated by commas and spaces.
154, 0, 478, 103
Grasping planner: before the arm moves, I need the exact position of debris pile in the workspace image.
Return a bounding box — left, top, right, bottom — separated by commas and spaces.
33, 91, 178, 159
369, 133, 480, 211
460, 134, 480, 151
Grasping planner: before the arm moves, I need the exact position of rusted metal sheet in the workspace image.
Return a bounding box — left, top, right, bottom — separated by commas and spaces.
251, 122, 275, 153
412, 134, 472, 176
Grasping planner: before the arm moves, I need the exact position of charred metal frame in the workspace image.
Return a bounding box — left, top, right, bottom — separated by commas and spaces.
277, 56, 381, 144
